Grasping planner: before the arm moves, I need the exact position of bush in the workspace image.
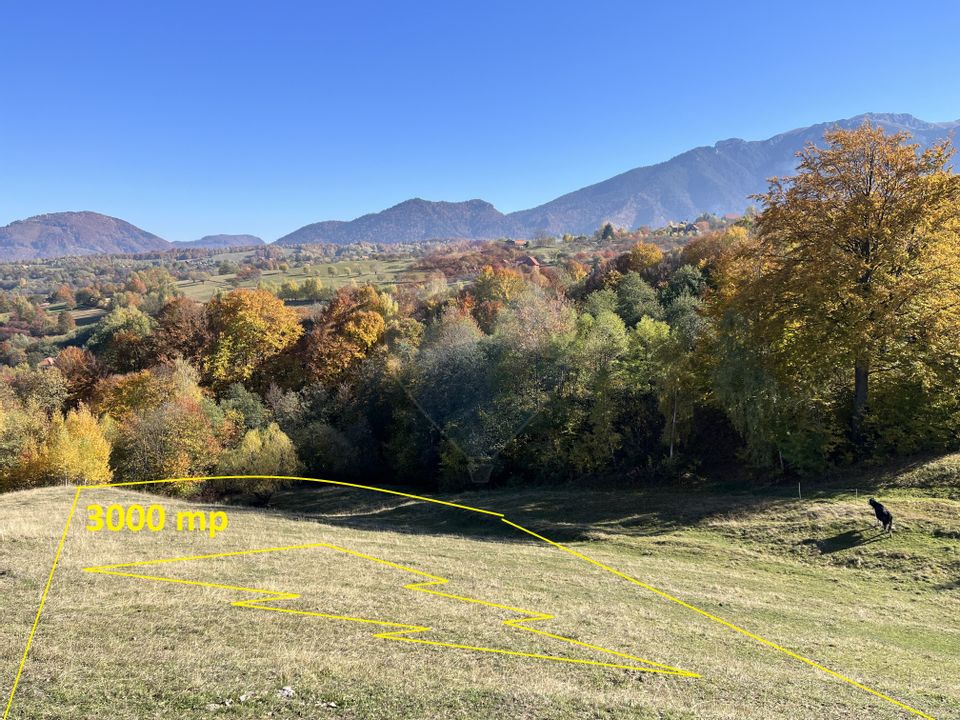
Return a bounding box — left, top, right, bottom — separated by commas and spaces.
110, 399, 221, 493
212, 423, 300, 504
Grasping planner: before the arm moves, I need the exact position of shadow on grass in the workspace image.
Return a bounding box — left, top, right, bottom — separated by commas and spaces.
263, 480, 802, 545
812, 527, 887, 554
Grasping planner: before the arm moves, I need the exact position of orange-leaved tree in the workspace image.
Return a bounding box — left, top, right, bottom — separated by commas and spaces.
302, 285, 388, 384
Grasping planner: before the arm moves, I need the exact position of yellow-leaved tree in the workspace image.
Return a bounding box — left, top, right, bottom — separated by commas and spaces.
205, 289, 303, 385
720, 123, 960, 452
43, 405, 113, 485
212, 423, 300, 504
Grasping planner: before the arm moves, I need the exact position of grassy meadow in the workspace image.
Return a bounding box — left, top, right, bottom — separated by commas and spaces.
176, 257, 428, 303
1, 459, 958, 719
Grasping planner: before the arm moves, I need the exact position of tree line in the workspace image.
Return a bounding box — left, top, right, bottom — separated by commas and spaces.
1, 124, 958, 499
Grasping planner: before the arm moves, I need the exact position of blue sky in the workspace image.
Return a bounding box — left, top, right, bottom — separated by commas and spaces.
2, 0, 959, 242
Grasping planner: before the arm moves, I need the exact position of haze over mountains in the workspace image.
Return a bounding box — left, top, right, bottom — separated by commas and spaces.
3, 113, 957, 260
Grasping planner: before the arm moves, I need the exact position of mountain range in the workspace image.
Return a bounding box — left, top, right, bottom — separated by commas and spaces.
3, 113, 957, 260
173, 234, 264, 249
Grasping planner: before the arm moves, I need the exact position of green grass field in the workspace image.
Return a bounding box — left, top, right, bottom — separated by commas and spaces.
1, 458, 958, 719
175, 258, 426, 303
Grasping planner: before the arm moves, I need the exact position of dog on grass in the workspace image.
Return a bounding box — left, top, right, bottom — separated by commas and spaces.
868, 498, 893, 533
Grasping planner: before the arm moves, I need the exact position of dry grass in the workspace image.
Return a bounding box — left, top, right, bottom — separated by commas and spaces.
1, 471, 958, 719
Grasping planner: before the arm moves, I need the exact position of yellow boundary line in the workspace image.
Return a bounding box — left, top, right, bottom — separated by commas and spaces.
2, 475, 935, 720
2, 487, 81, 720
82, 543, 694, 676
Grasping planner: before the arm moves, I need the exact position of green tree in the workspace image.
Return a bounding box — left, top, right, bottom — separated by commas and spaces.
219, 383, 272, 430
616, 272, 661, 326
57, 311, 76, 334
86, 306, 154, 372
214, 422, 301, 502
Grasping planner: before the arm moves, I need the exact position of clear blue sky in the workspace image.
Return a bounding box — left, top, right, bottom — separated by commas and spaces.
2, 0, 959, 242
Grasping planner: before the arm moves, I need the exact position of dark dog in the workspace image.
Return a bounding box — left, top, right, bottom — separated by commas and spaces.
868, 498, 893, 533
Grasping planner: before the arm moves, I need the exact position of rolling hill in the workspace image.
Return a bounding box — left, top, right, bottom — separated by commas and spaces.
2, 457, 958, 718
0, 211, 171, 260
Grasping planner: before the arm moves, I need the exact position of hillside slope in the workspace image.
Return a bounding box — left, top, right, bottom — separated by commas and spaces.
276, 112, 960, 244
506, 112, 960, 234
1, 458, 957, 719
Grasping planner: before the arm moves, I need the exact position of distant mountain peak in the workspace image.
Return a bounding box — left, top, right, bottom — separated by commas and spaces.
275, 197, 509, 245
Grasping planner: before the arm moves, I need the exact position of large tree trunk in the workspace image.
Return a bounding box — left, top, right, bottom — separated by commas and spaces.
852, 356, 870, 445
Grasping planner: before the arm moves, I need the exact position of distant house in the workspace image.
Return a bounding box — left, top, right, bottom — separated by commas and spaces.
517, 255, 541, 268
666, 221, 700, 236
38, 356, 57, 369
505, 238, 529, 248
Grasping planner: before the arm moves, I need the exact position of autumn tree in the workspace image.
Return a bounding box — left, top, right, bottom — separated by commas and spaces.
301, 277, 326, 301
149, 297, 209, 365
55, 347, 102, 405
110, 398, 221, 490
54, 285, 77, 309
213, 423, 300, 503
0, 398, 49, 491
680, 225, 747, 273
624, 241, 664, 273
57, 311, 76, 334
301, 286, 386, 384
7, 366, 68, 416
205, 289, 303, 385
468, 265, 526, 331
724, 123, 960, 449
86, 306, 155, 372
42, 405, 113, 484
563, 259, 589, 282
76, 286, 101, 307
92, 359, 205, 419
